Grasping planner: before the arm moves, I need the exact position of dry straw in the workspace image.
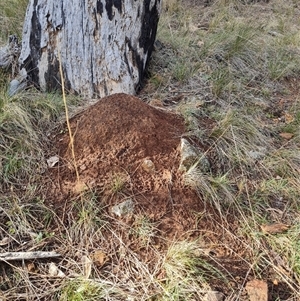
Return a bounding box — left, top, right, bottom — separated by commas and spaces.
58, 51, 80, 185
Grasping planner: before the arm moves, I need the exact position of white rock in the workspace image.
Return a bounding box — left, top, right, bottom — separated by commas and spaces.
178, 138, 199, 172
203, 291, 224, 301
8, 79, 27, 96
46, 155, 60, 167
111, 199, 134, 217
178, 138, 210, 173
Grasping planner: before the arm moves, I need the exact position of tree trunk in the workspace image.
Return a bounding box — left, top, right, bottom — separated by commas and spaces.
18, 0, 161, 97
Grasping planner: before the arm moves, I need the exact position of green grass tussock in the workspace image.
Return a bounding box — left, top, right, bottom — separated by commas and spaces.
0, 0, 28, 42
0, 92, 70, 187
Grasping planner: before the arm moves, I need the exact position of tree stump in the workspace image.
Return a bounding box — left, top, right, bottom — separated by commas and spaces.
18, 0, 161, 97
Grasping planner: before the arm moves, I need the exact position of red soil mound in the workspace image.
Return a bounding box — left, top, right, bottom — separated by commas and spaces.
47, 93, 211, 238
44, 93, 252, 295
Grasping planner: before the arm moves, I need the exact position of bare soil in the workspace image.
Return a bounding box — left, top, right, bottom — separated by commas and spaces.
46, 93, 218, 240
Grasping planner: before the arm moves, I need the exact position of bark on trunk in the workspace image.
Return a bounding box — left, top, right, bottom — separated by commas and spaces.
0, 35, 20, 75
18, 0, 161, 97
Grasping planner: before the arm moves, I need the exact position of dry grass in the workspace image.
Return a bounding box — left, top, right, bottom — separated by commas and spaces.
146, 0, 300, 298
0, 91, 79, 189
1, 0, 300, 300
0, 0, 27, 43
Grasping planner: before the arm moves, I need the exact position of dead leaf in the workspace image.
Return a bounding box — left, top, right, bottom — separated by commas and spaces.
49, 262, 66, 277
260, 223, 290, 234
91, 250, 107, 267
73, 181, 88, 193
27, 262, 36, 273
0, 237, 12, 246
81, 255, 92, 279
157, 269, 166, 280
284, 112, 294, 124
279, 132, 294, 140
49, 262, 58, 276
149, 98, 164, 107
246, 279, 268, 301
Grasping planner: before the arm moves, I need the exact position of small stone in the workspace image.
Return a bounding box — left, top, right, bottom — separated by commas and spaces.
203, 291, 224, 301
46, 155, 60, 167
197, 40, 204, 48
141, 158, 155, 173
111, 199, 134, 217
8, 79, 27, 96
80, 164, 87, 171
268, 31, 283, 37
178, 138, 199, 172
178, 138, 210, 173
48, 262, 65, 278
189, 23, 198, 33
248, 151, 264, 160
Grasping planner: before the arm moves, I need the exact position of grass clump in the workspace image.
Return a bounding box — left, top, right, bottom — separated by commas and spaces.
108, 172, 130, 195
68, 191, 108, 244
59, 278, 110, 301
0, 91, 71, 188
158, 240, 224, 300
0, 0, 28, 42
131, 215, 157, 247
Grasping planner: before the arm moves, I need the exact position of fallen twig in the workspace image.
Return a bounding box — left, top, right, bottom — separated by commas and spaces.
0, 251, 61, 261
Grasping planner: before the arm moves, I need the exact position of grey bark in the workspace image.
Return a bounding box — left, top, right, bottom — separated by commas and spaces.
0, 35, 20, 74
0, 35, 27, 96
18, 0, 161, 97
